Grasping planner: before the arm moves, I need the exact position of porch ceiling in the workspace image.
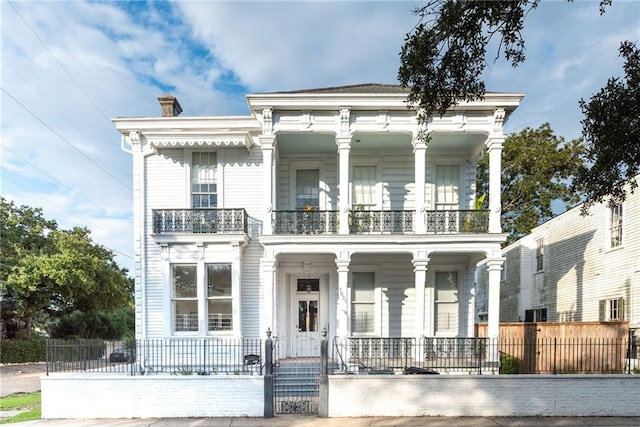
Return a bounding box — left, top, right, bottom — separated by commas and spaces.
274, 132, 487, 154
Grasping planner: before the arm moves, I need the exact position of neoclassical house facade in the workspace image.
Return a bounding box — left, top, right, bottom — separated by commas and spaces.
112, 84, 523, 359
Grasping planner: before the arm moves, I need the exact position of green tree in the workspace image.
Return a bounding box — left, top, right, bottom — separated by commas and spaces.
576, 41, 640, 212
398, 0, 637, 209
477, 124, 584, 245
0, 198, 133, 337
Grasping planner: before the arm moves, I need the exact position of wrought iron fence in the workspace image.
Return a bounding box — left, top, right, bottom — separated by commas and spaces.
46, 338, 263, 376
333, 336, 637, 375
152, 209, 248, 234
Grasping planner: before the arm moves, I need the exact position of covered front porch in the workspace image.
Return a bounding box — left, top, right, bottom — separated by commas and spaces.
260, 244, 502, 365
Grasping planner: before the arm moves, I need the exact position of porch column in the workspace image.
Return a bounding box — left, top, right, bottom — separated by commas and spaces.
261, 253, 277, 334
261, 109, 276, 235
335, 256, 350, 337
337, 115, 351, 235
412, 253, 429, 339
487, 108, 505, 234
486, 257, 504, 364
413, 135, 427, 234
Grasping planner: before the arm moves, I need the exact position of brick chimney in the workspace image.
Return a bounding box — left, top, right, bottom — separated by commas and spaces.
157, 94, 183, 117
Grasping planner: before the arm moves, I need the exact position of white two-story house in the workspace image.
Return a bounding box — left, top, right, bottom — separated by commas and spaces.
112, 84, 523, 360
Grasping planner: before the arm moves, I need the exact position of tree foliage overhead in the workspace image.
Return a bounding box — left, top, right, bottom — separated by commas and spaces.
477, 124, 584, 245
399, 0, 613, 122
576, 41, 640, 213
399, 0, 637, 213
0, 197, 133, 338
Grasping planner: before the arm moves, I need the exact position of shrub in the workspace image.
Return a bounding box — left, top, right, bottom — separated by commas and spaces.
500, 353, 520, 374
0, 336, 46, 363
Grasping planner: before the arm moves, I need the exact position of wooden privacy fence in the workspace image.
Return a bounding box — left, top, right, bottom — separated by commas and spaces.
476, 322, 631, 374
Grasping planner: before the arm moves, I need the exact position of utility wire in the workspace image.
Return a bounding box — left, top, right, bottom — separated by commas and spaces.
7, 0, 112, 123
2, 146, 133, 225
2, 87, 132, 191
2, 175, 134, 260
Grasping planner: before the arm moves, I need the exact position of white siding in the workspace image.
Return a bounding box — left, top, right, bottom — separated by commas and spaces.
144, 149, 186, 337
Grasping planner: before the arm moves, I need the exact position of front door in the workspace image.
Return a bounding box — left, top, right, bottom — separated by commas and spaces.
292, 278, 321, 357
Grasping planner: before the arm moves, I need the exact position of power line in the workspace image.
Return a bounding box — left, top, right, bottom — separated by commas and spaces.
2, 87, 132, 191
2, 146, 133, 225
2, 175, 134, 260
7, 0, 113, 124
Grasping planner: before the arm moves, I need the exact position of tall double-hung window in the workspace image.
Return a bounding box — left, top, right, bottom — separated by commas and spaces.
352, 166, 376, 208
435, 165, 459, 210
434, 271, 458, 335
172, 265, 198, 332
610, 204, 623, 248
351, 272, 375, 334
296, 169, 320, 210
172, 263, 233, 334
192, 152, 217, 208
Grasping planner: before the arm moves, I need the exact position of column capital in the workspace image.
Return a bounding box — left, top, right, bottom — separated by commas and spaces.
335, 257, 351, 272
260, 134, 276, 149
261, 108, 273, 136
336, 135, 352, 149
485, 136, 504, 151
485, 257, 505, 271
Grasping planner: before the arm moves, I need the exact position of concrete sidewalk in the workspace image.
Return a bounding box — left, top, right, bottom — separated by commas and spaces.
10, 416, 640, 426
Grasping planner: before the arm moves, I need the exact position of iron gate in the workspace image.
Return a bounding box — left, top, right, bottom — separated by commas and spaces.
272, 336, 320, 415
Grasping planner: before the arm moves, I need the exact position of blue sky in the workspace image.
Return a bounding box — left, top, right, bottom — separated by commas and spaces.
2, 0, 639, 273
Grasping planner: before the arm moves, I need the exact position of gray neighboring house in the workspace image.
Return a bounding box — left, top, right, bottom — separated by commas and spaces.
477, 175, 640, 337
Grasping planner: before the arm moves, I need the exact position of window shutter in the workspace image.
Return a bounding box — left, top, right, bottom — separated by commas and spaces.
524, 309, 534, 322
618, 297, 625, 320
599, 300, 606, 321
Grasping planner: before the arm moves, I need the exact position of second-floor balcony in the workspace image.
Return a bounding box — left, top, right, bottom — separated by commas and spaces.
152, 209, 248, 234
272, 209, 489, 235
151, 208, 489, 236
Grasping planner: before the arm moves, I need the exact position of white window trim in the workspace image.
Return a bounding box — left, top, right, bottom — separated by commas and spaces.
607, 203, 624, 250
289, 160, 327, 210
348, 265, 381, 337
185, 149, 224, 208
165, 244, 240, 337
535, 238, 544, 273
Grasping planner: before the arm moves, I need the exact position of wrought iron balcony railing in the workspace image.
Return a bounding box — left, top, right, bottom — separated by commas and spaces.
152, 209, 248, 234
425, 209, 489, 234
273, 210, 338, 235
349, 210, 414, 233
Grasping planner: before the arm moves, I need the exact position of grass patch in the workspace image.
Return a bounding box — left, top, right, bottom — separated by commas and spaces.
0, 392, 41, 424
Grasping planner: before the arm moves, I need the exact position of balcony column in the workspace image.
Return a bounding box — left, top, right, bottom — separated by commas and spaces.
260, 133, 276, 235
413, 135, 427, 234
487, 108, 505, 234
335, 256, 351, 337
486, 256, 504, 364
337, 108, 352, 235
261, 253, 277, 334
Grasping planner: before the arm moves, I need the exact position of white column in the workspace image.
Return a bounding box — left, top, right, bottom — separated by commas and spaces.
337, 136, 351, 235
413, 136, 427, 234
261, 135, 276, 235
487, 138, 504, 234
261, 253, 277, 334
412, 254, 429, 339
335, 257, 350, 338
486, 257, 504, 364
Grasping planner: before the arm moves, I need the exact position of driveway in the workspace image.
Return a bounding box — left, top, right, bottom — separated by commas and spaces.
0, 363, 46, 397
